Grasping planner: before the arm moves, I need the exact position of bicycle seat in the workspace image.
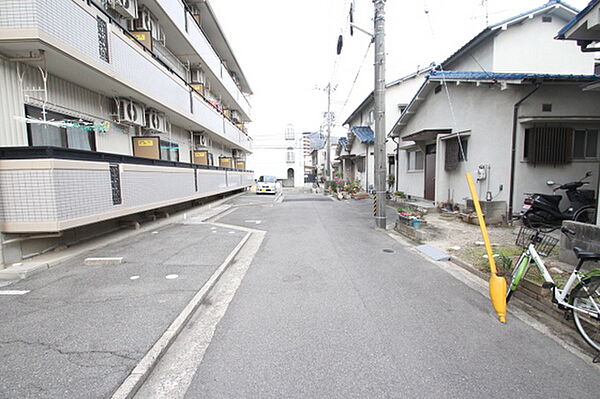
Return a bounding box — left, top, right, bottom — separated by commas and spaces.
573, 247, 600, 261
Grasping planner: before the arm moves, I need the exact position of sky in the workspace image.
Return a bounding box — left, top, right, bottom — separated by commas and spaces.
209, 0, 591, 142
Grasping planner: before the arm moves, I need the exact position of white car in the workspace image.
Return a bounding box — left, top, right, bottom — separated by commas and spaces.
256, 175, 280, 194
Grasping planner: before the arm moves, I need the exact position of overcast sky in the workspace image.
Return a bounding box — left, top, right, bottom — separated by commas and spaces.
210, 0, 590, 141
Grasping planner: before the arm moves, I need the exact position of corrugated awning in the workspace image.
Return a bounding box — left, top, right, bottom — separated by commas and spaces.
402, 129, 451, 142
351, 126, 375, 143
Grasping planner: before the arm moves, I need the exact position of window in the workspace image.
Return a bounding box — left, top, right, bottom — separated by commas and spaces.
524, 127, 573, 165
407, 150, 424, 171
574, 129, 599, 159
159, 139, 179, 161
285, 124, 295, 140
286, 147, 295, 163
26, 105, 96, 151
444, 136, 468, 171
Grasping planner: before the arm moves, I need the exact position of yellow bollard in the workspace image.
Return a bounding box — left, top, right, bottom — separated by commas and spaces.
466, 173, 507, 323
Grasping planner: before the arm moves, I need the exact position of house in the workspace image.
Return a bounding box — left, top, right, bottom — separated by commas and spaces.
389, 1, 599, 223
247, 124, 305, 188
341, 66, 433, 191
556, 0, 600, 225
0, 0, 253, 265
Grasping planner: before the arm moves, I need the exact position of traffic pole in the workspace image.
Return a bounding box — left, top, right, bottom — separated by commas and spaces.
373, 0, 387, 229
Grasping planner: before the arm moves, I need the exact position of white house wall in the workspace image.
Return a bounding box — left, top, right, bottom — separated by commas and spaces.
493, 15, 595, 74
444, 40, 494, 72
399, 82, 600, 213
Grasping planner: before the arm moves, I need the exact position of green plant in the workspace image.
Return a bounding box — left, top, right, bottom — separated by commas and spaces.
394, 191, 406, 199
387, 174, 395, 190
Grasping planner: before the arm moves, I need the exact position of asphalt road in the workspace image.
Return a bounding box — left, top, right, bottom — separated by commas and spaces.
180, 191, 600, 398
0, 222, 246, 398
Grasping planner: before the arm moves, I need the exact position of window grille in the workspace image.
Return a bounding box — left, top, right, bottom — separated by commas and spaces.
524, 127, 573, 165
445, 136, 468, 171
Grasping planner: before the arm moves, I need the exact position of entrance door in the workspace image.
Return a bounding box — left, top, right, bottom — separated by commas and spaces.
424, 144, 436, 201
284, 168, 295, 187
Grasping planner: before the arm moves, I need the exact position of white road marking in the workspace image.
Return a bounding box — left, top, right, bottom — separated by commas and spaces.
135, 227, 265, 399
0, 290, 30, 295
130, 275, 140, 280
244, 220, 262, 225
151, 231, 159, 234
165, 274, 179, 280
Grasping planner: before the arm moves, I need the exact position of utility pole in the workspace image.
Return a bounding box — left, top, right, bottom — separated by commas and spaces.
373, 0, 387, 229
326, 82, 332, 180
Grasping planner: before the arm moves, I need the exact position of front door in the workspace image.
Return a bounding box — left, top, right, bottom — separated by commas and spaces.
424, 144, 436, 201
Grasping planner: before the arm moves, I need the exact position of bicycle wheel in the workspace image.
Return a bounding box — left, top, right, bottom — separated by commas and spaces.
571, 276, 600, 352
574, 207, 596, 224
506, 255, 531, 303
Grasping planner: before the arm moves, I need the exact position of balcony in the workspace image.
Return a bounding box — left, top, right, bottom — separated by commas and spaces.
0, 0, 251, 151
0, 147, 254, 233
150, 0, 252, 119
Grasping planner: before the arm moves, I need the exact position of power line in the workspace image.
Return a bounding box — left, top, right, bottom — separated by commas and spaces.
338, 40, 373, 118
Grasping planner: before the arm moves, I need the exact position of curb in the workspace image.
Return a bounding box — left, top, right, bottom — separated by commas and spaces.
110, 230, 252, 399
0, 193, 245, 282
449, 255, 587, 337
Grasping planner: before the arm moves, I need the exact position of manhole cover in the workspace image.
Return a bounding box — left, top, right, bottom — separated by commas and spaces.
382, 249, 395, 254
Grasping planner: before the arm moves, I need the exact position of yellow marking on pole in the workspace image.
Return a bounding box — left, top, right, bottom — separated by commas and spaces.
466, 173, 507, 323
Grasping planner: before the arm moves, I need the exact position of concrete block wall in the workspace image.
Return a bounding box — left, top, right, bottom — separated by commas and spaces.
559, 220, 600, 266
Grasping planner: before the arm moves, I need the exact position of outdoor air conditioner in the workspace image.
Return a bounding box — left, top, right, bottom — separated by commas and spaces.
190, 68, 205, 84
116, 99, 145, 126
144, 109, 168, 133
232, 149, 243, 159
110, 0, 138, 19
133, 7, 154, 32
194, 134, 210, 148
153, 24, 166, 44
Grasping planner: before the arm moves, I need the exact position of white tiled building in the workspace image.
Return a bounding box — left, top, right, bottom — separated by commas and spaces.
0, 0, 254, 265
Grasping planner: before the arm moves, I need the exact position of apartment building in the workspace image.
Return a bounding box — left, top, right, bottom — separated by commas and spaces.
0, 0, 254, 265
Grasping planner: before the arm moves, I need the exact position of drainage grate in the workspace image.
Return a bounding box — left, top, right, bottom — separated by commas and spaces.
283, 198, 333, 202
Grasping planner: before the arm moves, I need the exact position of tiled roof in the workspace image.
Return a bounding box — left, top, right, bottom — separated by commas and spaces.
351, 126, 375, 143
428, 70, 598, 81
556, 0, 600, 39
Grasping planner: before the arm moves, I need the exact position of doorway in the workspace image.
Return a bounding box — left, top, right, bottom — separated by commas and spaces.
284, 168, 295, 187
424, 144, 436, 201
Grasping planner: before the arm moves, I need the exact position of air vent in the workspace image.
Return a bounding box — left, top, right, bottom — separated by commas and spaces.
542, 104, 552, 112
542, 16, 552, 23
434, 85, 442, 94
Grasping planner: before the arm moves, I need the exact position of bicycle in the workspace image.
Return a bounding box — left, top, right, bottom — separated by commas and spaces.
506, 225, 600, 362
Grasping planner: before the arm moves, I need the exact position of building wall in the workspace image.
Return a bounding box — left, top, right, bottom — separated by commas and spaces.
444, 40, 494, 73
398, 82, 600, 213
0, 57, 27, 146
0, 158, 253, 233
493, 14, 595, 74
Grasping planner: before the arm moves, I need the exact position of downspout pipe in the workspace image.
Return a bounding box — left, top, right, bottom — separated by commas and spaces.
391, 135, 400, 192
508, 83, 541, 223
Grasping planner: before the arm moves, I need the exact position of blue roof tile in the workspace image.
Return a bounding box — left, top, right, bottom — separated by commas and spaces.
338, 137, 350, 151
428, 70, 597, 81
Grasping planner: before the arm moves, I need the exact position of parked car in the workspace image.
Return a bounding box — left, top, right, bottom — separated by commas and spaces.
256, 175, 280, 194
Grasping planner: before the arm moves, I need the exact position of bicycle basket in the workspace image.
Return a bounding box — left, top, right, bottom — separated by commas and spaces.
515, 226, 559, 256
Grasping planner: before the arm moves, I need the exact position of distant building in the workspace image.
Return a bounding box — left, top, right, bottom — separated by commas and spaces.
247, 124, 305, 187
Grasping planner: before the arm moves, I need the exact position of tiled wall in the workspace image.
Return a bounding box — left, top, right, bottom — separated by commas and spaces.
0, 159, 252, 232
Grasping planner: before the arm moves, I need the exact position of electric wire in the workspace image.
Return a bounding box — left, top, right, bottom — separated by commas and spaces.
338, 39, 373, 119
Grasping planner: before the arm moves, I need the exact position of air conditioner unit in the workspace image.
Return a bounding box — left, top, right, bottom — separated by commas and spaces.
190, 68, 205, 84
116, 99, 145, 126
133, 7, 154, 32
232, 149, 244, 159
144, 109, 168, 133
110, 0, 138, 19
153, 24, 166, 44
194, 134, 211, 148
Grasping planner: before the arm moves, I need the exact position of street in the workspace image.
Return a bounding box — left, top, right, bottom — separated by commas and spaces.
1, 190, 599, 398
